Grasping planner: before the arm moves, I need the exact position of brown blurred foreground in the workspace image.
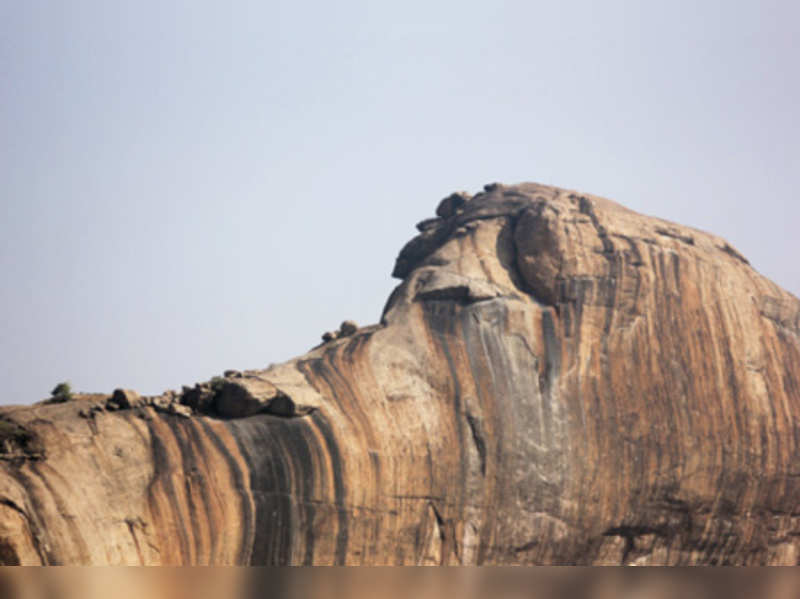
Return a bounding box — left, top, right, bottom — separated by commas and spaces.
1, 568, 800, 599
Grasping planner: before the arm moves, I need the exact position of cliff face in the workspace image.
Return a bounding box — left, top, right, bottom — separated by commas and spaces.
1, 182, 799, 565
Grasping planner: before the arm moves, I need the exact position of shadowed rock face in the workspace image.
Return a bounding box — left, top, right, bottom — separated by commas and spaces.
1, 182, 799, 565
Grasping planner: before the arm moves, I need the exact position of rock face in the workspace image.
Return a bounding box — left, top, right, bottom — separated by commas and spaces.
1, 182, 799, 565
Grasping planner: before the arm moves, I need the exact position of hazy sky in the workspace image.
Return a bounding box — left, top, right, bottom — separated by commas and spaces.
1, 1, 798, 405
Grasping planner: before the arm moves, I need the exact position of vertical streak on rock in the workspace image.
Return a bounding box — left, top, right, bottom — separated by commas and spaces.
541, 309, 561, 399
459, 303, 505, 563
8, 468, 59, 565
197, 418, 255, 565
298, 355, 365, 564
181, 419, 240, 564
170, 420, 211, 563
144, 412, 253, 564
283, 417, 314, 565
0, 496, 46, 565
422, 301, 467, 563
228, 408, 349, 565
27, 462, 91, 563
145, 416, 195, 564
229, 416, 294, 565
310, 411, 349, 565
460, 308, 502, 564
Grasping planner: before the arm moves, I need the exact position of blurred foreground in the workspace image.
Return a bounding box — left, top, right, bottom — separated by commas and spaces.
1, 568, 799, 599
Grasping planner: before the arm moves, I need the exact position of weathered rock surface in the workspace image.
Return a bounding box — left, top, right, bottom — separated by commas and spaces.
0, 182, 798, 565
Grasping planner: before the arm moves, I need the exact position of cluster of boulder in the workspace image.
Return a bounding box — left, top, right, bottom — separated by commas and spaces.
321, 319, 359, 343
73, 368, 314, 422
78, 388, 193, 420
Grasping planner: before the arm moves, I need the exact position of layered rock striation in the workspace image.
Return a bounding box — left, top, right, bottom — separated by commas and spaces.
1, 182, 799, 565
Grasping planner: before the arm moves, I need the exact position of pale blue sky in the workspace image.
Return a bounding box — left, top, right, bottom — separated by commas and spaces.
1, 1, 798, 404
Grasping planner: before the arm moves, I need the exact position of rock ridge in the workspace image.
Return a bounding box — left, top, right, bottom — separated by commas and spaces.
0, 182, 798, 565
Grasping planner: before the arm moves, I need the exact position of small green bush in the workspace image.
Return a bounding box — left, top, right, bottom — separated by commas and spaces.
50, 382, 73, 402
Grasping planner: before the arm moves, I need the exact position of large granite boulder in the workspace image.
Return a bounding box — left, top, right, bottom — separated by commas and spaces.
0, 182, 798, 565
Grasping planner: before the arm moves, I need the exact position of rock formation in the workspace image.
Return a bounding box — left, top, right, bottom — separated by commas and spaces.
0, 182, 798, 565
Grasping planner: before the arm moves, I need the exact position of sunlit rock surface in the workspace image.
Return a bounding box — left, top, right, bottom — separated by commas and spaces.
1, 182, 798, 565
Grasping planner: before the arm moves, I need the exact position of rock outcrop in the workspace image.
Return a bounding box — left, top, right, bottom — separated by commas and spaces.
1, 182, 798, 565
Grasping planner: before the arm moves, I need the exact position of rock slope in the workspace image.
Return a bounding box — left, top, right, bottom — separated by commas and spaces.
1, 182, 798, 565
